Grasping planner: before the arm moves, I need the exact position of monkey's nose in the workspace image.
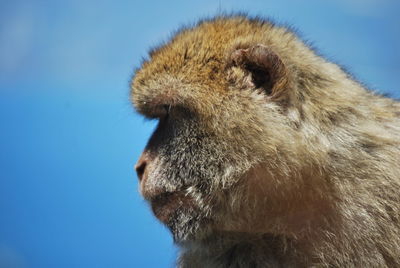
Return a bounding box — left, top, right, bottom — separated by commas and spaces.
135, 158, 147, 182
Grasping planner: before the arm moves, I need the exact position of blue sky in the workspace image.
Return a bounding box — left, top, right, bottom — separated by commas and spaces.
0, 0, 399, 267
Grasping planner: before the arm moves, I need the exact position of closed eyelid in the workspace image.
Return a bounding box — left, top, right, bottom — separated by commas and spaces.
139, 104, 170, 119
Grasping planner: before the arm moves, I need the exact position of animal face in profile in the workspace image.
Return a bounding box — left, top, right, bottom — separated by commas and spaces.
131, 17, 302, 242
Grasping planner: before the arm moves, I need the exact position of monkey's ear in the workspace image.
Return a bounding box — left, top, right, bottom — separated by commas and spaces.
228, 44, 288, 100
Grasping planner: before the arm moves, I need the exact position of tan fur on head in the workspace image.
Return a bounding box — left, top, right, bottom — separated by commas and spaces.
132, 15, 400, 267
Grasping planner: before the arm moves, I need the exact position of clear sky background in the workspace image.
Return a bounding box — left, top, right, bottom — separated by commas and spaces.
0, 0, 399, 267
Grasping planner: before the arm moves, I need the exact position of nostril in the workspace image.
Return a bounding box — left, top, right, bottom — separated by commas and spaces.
135, 160, 146, 181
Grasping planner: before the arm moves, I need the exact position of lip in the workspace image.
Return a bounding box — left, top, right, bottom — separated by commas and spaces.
150, 191, 193, 222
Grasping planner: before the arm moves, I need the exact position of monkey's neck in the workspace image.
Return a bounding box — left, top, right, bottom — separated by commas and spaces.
178, 232, 308, 268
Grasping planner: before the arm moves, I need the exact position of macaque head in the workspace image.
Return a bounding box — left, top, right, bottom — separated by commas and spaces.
131, 16, 316, 243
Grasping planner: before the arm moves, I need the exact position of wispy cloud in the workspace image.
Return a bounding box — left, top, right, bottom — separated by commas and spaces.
0, 2, 36, 81
334, 0, 396, 16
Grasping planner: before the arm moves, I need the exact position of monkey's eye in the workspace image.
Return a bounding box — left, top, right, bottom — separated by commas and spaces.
149, 104, 170, 120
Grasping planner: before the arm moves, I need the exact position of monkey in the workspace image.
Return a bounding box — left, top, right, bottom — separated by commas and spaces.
131, 15, 400, 267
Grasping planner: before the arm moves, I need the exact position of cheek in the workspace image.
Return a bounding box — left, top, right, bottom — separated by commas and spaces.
145, 117, 259, 205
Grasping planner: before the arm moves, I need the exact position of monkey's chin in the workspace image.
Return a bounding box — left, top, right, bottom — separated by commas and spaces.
150, 192, 191, 223
150, 192, 210, 242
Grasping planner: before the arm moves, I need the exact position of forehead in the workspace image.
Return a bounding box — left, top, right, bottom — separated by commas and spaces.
132, 18, 274, 88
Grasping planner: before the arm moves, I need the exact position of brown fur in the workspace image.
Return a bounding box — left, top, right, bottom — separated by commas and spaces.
131, 15, 400, 267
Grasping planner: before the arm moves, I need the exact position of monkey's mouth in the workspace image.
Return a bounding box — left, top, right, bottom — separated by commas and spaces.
150, 191, 195, 223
